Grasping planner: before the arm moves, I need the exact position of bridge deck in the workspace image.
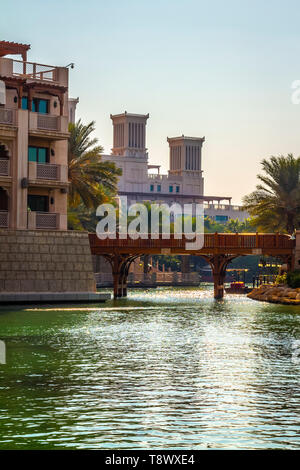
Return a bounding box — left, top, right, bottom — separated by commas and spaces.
89, 233, 295, 256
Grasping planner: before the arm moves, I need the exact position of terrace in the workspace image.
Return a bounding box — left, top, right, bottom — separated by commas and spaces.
0, 41, 67, 86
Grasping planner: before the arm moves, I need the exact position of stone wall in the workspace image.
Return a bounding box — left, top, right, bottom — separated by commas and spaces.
0, 230, 96, 293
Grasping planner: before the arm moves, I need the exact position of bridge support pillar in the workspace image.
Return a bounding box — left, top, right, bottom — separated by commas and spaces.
202, 254, 237, 300
105, 254, 138, 299
213, 272, 226, 299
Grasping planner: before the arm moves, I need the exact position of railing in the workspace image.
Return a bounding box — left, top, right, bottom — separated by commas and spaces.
12, 59, 57, 82
204, 204, 244, 211
37, 114, 58, 131
36, 212, 58, 229
148, 174, 165, 180
203, 233, 295, 249
0, 108, 15, 125
0, 159, 9, 176
36, 163, 60, 180
89, 233, 295, 251
0, 211, 8, 228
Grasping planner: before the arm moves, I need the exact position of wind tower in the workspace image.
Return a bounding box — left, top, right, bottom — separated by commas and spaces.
110, 111, 149, 157
167, 135, 205, 176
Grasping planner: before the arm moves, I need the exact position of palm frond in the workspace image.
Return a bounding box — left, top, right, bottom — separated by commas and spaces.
243, 154, 300, 234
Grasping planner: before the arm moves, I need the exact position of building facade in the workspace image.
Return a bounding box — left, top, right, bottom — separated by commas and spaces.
101, 112, 249, 222
0, 40, 69, 231
0, 41, 102, 300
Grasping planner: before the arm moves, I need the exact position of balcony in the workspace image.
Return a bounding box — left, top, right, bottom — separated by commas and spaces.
0, 57, 68, 86
28, 161, 68, 187
0, 211, 8, 228
29, 112, 69, 138
36, 163, 60, 180
0, 159, 9, 176
28, 211, 59, 230
12, 59, 58, 82
37, 114, 58, 131
204, 204, 246, 212
0, 108, 16, 126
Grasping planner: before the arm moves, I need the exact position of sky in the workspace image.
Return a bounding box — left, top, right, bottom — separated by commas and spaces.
2, 0, 300, 203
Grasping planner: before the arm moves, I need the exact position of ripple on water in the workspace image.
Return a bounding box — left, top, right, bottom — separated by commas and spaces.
0, 287, 299, 449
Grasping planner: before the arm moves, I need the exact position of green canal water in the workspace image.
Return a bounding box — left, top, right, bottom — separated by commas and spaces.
0, 286, 299, 450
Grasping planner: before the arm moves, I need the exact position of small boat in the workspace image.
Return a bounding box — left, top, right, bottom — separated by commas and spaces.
225, 281, 251, 294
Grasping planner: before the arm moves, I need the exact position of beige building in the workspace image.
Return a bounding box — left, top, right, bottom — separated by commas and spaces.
0, 40, 69, 231
101, 112, 248, 222
0, 41, 105, 301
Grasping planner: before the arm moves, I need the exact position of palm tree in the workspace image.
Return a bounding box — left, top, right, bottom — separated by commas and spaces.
243, 154, 300, 234
68, 120, 121, 209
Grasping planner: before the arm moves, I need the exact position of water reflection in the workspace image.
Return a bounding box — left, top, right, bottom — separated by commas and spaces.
0, 287, 299, 449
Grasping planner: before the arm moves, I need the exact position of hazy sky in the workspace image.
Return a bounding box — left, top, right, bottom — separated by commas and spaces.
2, 0, 300, 203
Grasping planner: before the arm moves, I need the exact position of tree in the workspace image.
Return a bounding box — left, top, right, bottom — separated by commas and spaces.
224, 217, 256, 233
243, 154, 300, 234
68, 120, 121, 210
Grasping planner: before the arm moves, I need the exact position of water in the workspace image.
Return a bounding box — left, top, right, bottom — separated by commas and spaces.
0, 286, 299, 450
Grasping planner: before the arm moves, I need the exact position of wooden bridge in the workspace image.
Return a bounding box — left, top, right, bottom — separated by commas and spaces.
89, 233, 295, 299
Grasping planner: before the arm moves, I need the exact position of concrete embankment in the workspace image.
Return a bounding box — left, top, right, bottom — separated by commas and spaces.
247, 284, 300, 305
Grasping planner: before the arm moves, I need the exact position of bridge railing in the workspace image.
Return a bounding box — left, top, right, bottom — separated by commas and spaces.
89, 233, 295, 251
208, 233, 294, 249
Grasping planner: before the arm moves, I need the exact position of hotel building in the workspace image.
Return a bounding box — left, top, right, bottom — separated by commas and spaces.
0, 41, 100, 300
0, 40, 69, 231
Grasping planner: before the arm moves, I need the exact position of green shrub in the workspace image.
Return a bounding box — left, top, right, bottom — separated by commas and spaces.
287, 270, 300, 288
275, 272, 287, 285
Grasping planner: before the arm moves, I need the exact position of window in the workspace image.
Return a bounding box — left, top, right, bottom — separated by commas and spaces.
215, 215, 228, 223
32, 98, 49, 114
22, 97, 28, 110
176, 186, 180, 193
28, 195, 49, 212
28, 146, 49, 163
169, 185, 173, 193
150, 184, 154, 192
157, 184, 161, 192
22, 97, 49, 113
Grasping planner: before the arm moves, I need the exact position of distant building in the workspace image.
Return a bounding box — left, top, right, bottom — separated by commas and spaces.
101, 112, 249, 222
68, 97, 79, 124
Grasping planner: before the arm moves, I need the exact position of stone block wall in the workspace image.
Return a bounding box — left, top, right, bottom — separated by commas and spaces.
0, 230, 96, 293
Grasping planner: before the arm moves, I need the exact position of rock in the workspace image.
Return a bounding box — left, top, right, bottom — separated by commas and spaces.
247, 284, 300, 305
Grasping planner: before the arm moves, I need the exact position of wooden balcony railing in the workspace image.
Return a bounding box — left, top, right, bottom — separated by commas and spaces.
37, 114, 58, 131
36, 212, 58, 229
0, 159, 9, 176
36, 163, 60, 180
0, 211, 8, 228
0, 108, 15, 125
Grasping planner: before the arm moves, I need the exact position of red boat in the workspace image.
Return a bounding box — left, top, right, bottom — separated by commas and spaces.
225, 281, 251, 294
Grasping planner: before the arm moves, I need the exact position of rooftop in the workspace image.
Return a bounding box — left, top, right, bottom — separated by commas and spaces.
0, 40, 30, 59
167, 135, 205, 143
110, 111, 149, 119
